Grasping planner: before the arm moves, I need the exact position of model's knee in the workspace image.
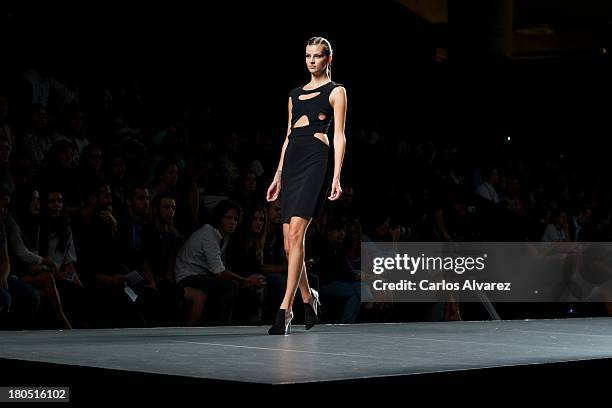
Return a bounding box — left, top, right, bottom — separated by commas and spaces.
284, 243, 291, 258
287, 229, 304, 248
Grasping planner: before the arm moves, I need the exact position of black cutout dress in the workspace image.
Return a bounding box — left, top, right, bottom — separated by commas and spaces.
281, 81, 341, 224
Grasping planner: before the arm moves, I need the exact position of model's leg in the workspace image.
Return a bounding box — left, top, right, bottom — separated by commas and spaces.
269, 217, 312, 334
282, 223, 312, 305
280, 216, 311, 310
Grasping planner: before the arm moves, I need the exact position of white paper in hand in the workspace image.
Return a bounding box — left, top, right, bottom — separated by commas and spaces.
124, 284, 138, 303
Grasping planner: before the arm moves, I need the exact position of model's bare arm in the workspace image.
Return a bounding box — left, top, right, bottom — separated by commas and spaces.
328, 86, 347, 200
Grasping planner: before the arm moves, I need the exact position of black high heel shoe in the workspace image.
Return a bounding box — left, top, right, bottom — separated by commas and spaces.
268, 309, 293, 335
304, 288, 321, 330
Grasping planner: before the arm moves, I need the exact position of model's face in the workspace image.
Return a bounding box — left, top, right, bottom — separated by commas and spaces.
221, 209, 239, 234
306, 45, 330, 75
158, 198, 176, 224
251, 210, 265, 234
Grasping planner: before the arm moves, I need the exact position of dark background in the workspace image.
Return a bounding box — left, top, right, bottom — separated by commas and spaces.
2, 0, 611, 216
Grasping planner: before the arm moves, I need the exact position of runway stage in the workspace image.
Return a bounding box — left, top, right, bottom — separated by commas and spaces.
1, 318, 612, 402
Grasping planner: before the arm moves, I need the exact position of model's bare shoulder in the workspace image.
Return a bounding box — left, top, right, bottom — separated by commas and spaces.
330, 85, 347, 106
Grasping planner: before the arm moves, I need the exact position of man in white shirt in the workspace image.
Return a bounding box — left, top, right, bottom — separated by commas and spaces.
175, 200, 264, 325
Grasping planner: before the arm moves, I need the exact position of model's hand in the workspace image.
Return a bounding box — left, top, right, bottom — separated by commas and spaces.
328, 178, 342, 201
266, 178, 281, 202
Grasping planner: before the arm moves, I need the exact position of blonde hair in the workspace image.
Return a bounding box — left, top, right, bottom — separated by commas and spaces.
307, 37, 333, 78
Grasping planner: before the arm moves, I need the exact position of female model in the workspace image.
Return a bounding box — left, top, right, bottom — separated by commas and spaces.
266, 36, 347, 335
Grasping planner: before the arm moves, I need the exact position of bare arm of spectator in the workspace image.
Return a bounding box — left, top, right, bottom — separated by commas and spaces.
202, 229, 266, 288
